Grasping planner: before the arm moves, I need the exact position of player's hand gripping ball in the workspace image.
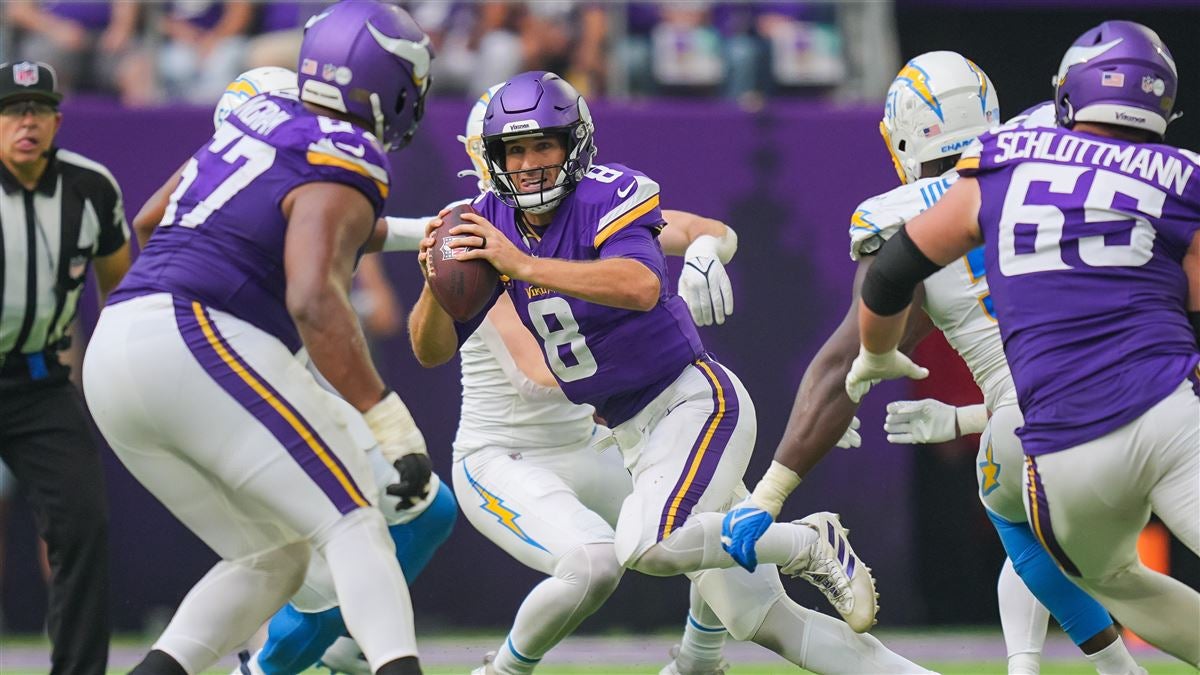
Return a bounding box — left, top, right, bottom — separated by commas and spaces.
427, 203, 500, 322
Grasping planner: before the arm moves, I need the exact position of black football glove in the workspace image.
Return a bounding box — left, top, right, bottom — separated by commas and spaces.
386, 453, 433, 511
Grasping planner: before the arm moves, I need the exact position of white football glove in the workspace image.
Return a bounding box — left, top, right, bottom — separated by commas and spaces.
679, 235, 734, 326
884, 399, 958, 444
837, 416, 862, 449
844, 346, 929, 403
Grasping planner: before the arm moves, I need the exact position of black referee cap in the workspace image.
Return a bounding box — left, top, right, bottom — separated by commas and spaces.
0, 62, 62, 108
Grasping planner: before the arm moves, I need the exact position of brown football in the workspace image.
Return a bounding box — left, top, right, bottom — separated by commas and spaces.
427, 203, 501, 322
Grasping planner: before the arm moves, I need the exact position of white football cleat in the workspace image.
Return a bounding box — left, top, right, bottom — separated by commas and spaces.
469, 650, 498, 675
658, 643, 730, 675
783, 511, 879, 633
317, 636, 371, 675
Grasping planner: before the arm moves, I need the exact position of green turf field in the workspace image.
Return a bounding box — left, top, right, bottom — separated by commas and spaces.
2, 633, 1196, 674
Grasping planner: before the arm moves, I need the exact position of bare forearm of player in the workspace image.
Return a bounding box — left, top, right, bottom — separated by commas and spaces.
134, 164, 184, 249
408, 285, 459, 367
292, 287, 385, 411
522, 256, 660, 311
284, 183, 383, 411
659, 210, 727, 255
773, 260, 932, 475
93, 243, 132, 305
774, 318, 865, 476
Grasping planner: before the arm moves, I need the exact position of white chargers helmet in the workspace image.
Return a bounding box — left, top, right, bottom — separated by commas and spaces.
213, 66, 299, 130
880, 52, 1000, 184
457, 83, 504, 194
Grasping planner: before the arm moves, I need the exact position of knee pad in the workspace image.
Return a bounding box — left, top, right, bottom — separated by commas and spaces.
240, 541, 311, 588
554, 543, 624, 607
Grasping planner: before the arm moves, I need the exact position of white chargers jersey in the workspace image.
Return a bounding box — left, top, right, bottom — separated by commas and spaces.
452, 317, 597, 458
849, 171, 1017, 411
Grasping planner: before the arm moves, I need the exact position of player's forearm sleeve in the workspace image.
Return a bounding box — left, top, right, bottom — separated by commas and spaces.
861, 225, 943, 317
381, 216, 430, 252
1189, 311, 1200, 349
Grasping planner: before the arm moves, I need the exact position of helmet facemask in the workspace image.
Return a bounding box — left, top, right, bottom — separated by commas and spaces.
484, 122, 594, 214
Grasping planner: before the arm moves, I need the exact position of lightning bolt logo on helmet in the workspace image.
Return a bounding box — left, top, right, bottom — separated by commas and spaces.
894, 62, 943, 121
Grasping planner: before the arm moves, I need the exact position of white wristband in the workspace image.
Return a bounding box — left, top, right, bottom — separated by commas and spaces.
749, 461, 801, 518
686, 228, 738, 265
955, 404, 990, 435
381, 216, 429, 253
362, 392, 427, 463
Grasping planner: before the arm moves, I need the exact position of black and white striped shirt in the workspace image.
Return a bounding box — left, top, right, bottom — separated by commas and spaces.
0, 148, 128, 357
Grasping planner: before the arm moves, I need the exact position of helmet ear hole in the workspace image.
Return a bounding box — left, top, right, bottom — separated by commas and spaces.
394, 88, 407, 115
897, 140, 907, 152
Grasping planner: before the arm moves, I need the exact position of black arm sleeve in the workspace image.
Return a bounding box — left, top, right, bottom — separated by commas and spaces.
860, 225, 944, 317
1189, 311, 1200, 349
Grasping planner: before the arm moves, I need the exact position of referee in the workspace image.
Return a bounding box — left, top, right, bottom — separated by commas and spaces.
0, 62, 129, 674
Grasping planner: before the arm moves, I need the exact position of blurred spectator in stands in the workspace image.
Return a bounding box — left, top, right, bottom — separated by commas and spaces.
717, 3, 845, 103
158, 0, 252, 104
242, 1, 332, 71
617, 2, 724, 97
5, 1, 155, 105
408, 2, 521, 96
516, 2, 607, 97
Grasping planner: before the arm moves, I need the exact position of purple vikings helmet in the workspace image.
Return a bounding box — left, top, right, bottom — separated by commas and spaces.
298, 1, 433, 151
1054, 20, 1178, 138
482, 71, 597, 214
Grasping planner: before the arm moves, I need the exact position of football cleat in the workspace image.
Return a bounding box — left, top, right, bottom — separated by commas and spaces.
317, 636, 370, 675
232, 650, 263, 675
658, 643, 730, 675
469, 650, 498, 675
783, 512, 879, 633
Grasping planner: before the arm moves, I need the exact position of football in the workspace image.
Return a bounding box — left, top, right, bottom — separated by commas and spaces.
427, 203, 501, 323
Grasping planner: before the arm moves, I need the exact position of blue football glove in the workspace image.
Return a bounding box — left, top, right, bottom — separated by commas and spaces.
721, 499, 775, 572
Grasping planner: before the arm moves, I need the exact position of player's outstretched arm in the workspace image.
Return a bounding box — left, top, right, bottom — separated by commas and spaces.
283, 182, 385, 412
723, 257, 932, 571
660, 210, 739, 326
851, 178, 983, 400
132, 161, 185, 249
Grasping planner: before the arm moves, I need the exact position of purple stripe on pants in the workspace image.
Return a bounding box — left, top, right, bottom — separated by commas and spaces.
173, 297, 368, 514
657, 357, 740, 541
1025, 456, 1081, 577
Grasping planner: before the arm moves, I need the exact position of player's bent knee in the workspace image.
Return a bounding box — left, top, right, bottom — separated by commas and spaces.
241, 540, 312, 595
555, 543, 624, 607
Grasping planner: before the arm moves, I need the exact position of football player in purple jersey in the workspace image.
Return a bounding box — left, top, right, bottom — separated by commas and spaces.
846, 21, 1200, 667
82, 3, 435, 674
724, 50, 1145, 675
410, 70, 931, 675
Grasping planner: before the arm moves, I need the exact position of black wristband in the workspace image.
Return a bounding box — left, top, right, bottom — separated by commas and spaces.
861, 225, 944, 317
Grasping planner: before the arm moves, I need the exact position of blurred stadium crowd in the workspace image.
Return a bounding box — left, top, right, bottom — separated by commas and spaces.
0, 1, 899, 107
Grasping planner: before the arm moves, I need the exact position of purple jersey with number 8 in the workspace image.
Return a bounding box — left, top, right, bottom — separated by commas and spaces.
111, 93, 391, 352
959, 125, 1200, 455
456, 162, 705, 426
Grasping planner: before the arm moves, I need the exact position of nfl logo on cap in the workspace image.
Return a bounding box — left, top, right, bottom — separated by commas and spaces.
13, 62, 39, 87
